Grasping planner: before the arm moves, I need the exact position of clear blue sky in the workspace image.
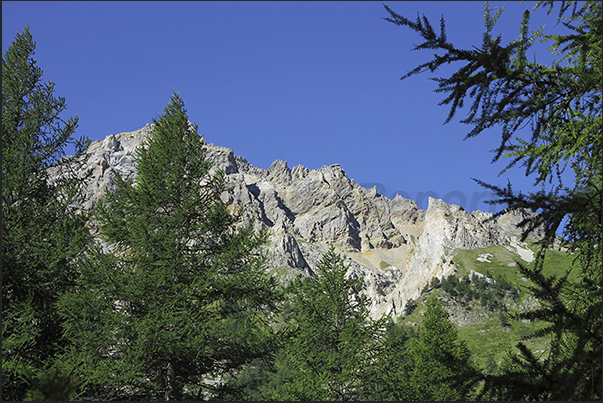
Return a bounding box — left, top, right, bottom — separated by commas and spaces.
3, 1, 565, 212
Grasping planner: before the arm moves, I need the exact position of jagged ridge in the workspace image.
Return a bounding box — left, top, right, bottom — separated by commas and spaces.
72, 124, 543, 319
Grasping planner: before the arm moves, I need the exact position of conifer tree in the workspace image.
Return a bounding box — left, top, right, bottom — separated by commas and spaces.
384, 1, 601, 399
2, 27, 90, 401
56, 93, 280, 400
363, 320, 415, 401
406, 295, 478, 400
271, 247, 388, 401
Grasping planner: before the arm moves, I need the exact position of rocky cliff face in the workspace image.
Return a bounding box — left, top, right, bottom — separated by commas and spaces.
72, 124, 542, 319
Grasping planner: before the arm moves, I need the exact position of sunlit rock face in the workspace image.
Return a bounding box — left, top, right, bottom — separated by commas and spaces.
68, 124, 543, 320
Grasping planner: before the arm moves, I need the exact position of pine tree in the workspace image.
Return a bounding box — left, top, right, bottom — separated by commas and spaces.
56, 92, 281, 400
2, 27, 90, 401
403, 297, 417, 316
271, 246, 388, 401
364, 320, 416, 401
385, 1, 601, 399
406, 295, 478, 400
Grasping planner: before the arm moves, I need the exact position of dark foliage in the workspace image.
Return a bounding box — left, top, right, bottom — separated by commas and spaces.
2, 27, 91, 401
385, 1, 602, 399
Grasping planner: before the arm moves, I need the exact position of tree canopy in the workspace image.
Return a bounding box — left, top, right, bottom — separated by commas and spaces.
269, 247, 388, 401
56, 92, 281, 400
3, 3, 600, 399
2, 26, 90, 401
406, 295, 478, 400
384, 1, 602, 399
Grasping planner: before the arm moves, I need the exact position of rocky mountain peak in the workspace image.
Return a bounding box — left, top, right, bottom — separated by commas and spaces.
70, 124, 543, 320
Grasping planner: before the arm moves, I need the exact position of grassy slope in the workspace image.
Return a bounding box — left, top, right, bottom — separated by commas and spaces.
399, 242, 574, 371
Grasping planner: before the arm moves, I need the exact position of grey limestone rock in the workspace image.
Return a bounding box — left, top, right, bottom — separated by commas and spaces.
64, 124, 540, 321
266, 233, 312, 278
497, 208, 545, 240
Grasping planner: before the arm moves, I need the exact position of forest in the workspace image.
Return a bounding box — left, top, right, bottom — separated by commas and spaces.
2, 1, 601, 400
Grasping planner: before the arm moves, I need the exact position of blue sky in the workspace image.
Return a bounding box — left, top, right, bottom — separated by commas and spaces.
3, 1, 565, 212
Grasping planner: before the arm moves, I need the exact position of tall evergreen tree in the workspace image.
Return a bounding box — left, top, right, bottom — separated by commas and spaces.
269, 247, 388, 401
363, 320, 416, 401
406, 295, 478, 400
56, 93, 281, 400
384, 1, 602, 399
2, 27, 90, 401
